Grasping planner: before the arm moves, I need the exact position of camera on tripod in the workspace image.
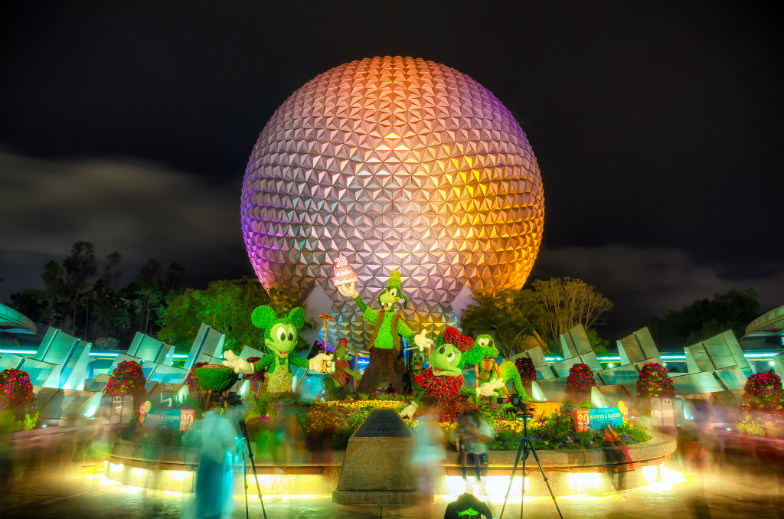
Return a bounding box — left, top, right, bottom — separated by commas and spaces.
226, 391, 243, 407
500, 393, 564, 519
508, 394, 534, 421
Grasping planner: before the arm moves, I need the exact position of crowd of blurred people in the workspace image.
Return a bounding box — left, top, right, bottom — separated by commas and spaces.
3, 382, 784, 519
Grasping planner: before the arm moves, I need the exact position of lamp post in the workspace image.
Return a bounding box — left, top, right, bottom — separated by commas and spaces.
318, 314, 336, 354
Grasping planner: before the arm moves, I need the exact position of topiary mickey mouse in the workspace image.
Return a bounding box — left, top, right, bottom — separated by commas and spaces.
222, 305, 310, 393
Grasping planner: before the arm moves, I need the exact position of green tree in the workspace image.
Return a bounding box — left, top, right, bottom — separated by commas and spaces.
644, 288, 760, 348
9, 289, 50, 326
531, 277, 614, 347
126, 259, 185, 337
459, 288, 546, 356
92, 251, 130, 341
62, 241, 98, 336
585, 328, 611, 357
133, 259, 164, 335
157, 278, 271, 355
6, 243, 186, 344
40, 259, 68, 327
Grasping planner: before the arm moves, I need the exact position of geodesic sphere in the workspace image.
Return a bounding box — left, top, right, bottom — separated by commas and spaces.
241, 56, 544, 340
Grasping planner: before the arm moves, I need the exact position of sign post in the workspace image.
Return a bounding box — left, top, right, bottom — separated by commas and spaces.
574, 408, 590, 432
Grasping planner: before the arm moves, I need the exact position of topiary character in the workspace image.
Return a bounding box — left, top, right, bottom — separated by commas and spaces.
223, 305, 309, 393
323, 339, 362, 399
412, 342, 468, 421
467, 334, 529, 402
336, 269, 433, 395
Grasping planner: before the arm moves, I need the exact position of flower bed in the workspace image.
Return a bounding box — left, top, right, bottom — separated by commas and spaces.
243, 393, 652, 452
737, 372, 784, 438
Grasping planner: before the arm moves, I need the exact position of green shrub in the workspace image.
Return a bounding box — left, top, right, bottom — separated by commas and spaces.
193, 365, 238, 392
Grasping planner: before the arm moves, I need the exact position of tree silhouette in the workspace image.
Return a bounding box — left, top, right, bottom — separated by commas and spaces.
63, 241, 98, 335
644, 288, 759, 348
531, 277, 613, 345
459, 288, 545, 356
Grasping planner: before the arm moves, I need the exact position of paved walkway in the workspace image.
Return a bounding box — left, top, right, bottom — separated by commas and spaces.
1, 456, 782, 518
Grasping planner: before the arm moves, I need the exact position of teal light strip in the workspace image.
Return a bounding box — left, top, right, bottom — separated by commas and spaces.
0, 349, 778, 362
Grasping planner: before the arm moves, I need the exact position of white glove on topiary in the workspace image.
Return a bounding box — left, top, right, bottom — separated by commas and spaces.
222, 350, 254, 375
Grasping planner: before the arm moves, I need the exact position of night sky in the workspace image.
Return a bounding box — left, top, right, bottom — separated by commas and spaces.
1, 2, 781, 339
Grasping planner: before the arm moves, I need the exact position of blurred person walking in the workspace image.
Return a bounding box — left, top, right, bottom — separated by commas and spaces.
601, 424, 631, 492
411, 404, 446, 511
680, 406, 713, 519
183, 408, 239, 519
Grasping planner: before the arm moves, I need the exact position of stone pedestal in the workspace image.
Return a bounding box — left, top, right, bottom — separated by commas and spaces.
332, 409, 420, 505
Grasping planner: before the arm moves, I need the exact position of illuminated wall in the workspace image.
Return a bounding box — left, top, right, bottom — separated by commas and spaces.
241, 56, 544, 341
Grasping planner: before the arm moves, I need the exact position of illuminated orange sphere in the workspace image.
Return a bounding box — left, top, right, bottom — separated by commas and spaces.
242, 56, 544, 336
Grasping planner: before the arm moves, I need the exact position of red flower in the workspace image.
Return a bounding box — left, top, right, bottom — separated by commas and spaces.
566, 363, 595, 393
636, 362, 675, 398
440, 326, 474, 353
104, 360, 146, 396
415, 367, 466, 421
741, 373, 784, 413
515, 357, 537, 382
0, 368, 36, 420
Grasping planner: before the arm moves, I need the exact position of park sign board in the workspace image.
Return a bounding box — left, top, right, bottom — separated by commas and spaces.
139, 404, 196, 431
588, 407, 624, 430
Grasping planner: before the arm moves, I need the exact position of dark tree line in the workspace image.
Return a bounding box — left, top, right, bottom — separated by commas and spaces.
4, 243, 763, 354
6, 241, 185, 346
642, 288, 760, 348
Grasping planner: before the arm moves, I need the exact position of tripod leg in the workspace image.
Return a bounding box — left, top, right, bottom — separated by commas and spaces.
500, 434, 528, 519
520, 440, 527, 519
241, 426, 268, 519
527, 441, 564, 519
242, 439, 249, 519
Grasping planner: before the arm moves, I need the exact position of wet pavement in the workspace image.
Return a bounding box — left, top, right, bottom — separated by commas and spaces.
1, 456, 782, 519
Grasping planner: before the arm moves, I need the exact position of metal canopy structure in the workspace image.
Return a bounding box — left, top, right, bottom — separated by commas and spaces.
0, 302, 37, 335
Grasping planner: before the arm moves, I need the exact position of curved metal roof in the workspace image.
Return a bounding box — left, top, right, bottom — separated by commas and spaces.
0, 303, 37, 334
745, 304, 784, 335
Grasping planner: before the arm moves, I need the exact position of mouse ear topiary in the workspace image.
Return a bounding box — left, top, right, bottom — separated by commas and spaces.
286, 307, 305, 330
251, 305, 278, 329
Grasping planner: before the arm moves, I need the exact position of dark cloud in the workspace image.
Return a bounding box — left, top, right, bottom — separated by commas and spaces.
1, 2, 782, 337
0, 151, 252, 299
